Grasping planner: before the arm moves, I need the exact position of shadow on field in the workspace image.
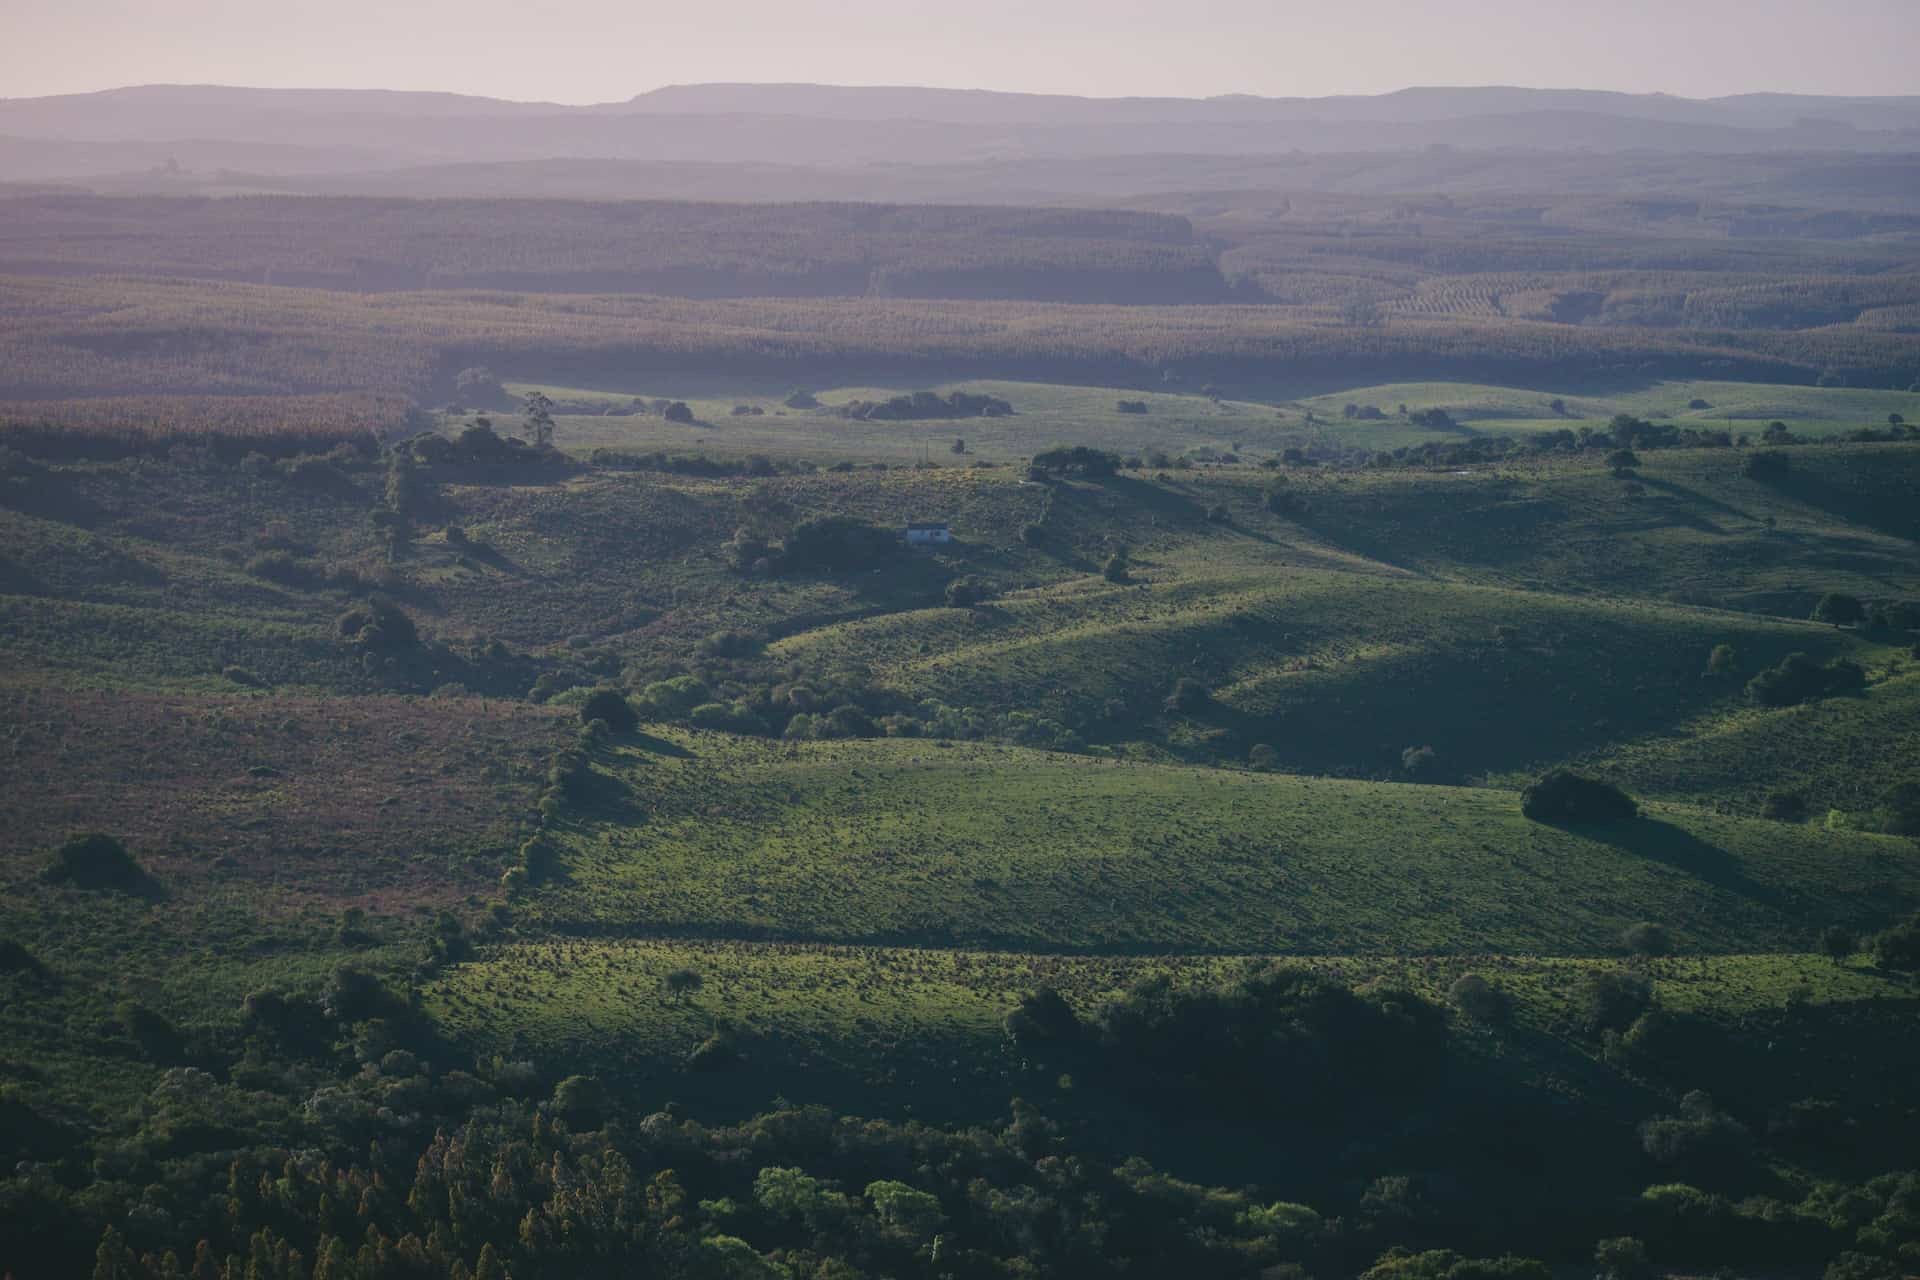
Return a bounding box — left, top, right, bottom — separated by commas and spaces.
1584, 818, 1783, 908
629, 730, 694, 759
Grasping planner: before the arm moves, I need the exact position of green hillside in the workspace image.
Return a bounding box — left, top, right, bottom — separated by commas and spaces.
529, 733, 1919, 954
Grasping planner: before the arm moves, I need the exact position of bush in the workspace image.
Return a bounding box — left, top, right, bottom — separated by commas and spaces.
1401, 745, 1436, 774
945, 576, 990, 607
1872, 913, 1920, 971
782, 515, 898, 573
1745, 653, 1866, 707
0, 939, 48, 977
1873, 781, 1920, 836
1031, 444, 1121, 477
1761, 789, 1808, 822
1163, 677, 1209, 714
636, 676, 710, 719
1578, 969, 1653, 1033
1519, 770, 1638, 823
1248, 743, 1278, 771
1706, 643, 1738, 675
116, 1001, 187, 1063
1102, 553, 1131, 583
336, 593, 418, 653
42, 833, 151, 892
662, 401, 694, 423
551, 1075, 607, 1128
1004, 987, 1085, 1049
1448, 974, 1512, 1024
1593, 1236, 1651, 1280
578, 688, 637, 734
1116, 400, 1149, 414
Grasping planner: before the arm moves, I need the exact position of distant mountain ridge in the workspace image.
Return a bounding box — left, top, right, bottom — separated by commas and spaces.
2, 81, 1916, 193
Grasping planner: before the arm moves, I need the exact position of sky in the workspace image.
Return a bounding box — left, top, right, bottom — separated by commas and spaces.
2, 0, 1915, 102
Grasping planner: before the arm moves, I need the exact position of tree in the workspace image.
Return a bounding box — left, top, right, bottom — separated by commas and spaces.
1706, 643, 1738, 675
452, 366, 505, 408
663, 968, 704, 1003
867, 1180, 945, 1243
523, 391, 555, 448
1401, 745, 1436, 774
1605, 449, 1640, 472
1593, 1236, 1651, 1280
951, 437, 966, 454
551, 1075, 607, 1128
1811, 592, 1865, 626
1519, 770, 1637, 823
1248, 743, 1278, 771
945, 576, 989, 607
1031, 445, 1121, 478
579, 688, 637, 735
1819, 925, 1857, 964
1102, 551, 1131, 584
1890, 413, 1906, 427
663, 401, 694, 424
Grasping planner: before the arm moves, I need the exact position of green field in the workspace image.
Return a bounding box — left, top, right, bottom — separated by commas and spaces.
525, 732, 1919, 954
489, 375, 1920, 465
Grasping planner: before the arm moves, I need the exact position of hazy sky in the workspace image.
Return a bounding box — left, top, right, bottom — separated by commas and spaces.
3, 0, 1915, 102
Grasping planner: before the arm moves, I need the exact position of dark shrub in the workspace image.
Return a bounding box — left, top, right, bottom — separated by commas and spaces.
1810, 592, 1866, 626
1745, 652, 1865, 707
1875, 781, 1920, 836
1116, 400, 1149, 414
1102, 553, 1131, 584
1519, 770, 1638, 823
452, 366, 506, 407
783, 390, 819, 409
115, 1001, 187, 1064
783, 516, 898, 573
1448, 974, 1512, 1024
1031, 445, 1121, 477
1004, 987, 1085, 1049
551, 1075, 608, 1127
1761, 790, 1808, 822
336, 594, 418, 652
1578, 969, 1653, 1033
1163, 677, 1209, 713
662, 401, 695, 423
1019, 523, 1046, 547
1638, 1091, 1754, 1175
945, 576, 990, 607
688, 1032, 740, 1071
1872, 913, 1920, 971
1819, 925, 1856, 963
42, 834, 150, 892
578, 688, 637, 734
824, 704, 877, 738
0, 939, 47, 977
322, 966, 403, 1022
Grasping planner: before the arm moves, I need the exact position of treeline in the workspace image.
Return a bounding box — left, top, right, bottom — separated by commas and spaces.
0, 194, 1227, 303
5, 273, 1915, 446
